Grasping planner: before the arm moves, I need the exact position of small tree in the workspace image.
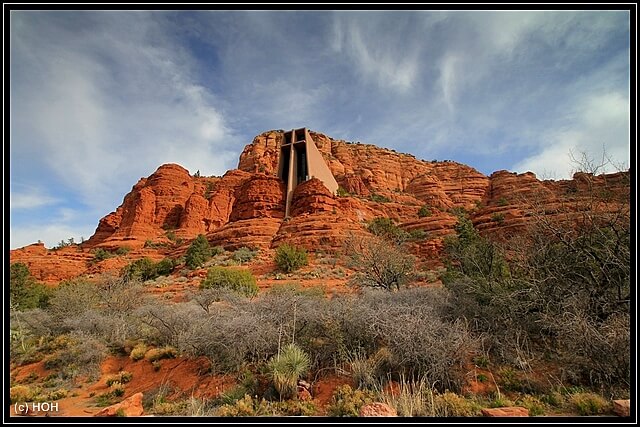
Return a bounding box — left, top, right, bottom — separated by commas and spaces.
275, 244, 308, 273
10, 263, 49, 310
345, 235, 415, 292
185, 234, 212, 269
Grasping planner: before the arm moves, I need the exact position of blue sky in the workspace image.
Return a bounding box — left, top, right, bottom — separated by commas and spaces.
9, 11, 631, 249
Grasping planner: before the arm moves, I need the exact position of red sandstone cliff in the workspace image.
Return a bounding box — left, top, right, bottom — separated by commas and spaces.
11, 129, 630, 283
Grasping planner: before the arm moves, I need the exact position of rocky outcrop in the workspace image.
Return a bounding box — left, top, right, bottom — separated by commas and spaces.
11, 129, 630, 285
472, 170, 630, 238
9, 243, 96, 284
94, 392, 144, 417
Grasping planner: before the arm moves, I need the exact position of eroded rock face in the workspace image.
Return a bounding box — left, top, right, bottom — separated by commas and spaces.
11, 129, 630, 285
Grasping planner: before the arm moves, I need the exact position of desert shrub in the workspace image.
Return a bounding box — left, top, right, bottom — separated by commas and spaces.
185, 234, 212, 269
232, 247, 259, 264
336, 187, 350, 197
106, 371, 133, 387
130, 343, 147, 361
270, 400, 317, 416
179, 304, 279, 372
517, 394, 546, 416
327, 385, 376, 417
569, 392, 610, 415
216, 395, 265, 417
211, 246, 225, 256
378, 376, 433, 416
266, 343, 311, 399
443, 197, 630, 387
115, 246, 131, 256
121, 258, 158, 281
10, 385, 38, 403
369, 193, 391, 203
541, 391, 565, 408
418, 205, 432, 218
43, 389, 68, 401
201, 267, 258, 298
408, 229, 427, 240
10, 263, 50, 310
434, 391, 481, 416
497, 197, 509, 206
109, 382, 125, 397
215, 395, 314, 417
145, 346, 178, 362
155, 258, 176, 276
491, 212, 505, 223
93, 248, 114, 262
42, 332, 108, 379
366, 217, 409, 243
274, 244, 308, 273
345, 235, 415, 292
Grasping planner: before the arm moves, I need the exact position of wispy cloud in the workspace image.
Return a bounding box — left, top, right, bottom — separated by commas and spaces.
9, 11, 630, 249
10, 186, 59, 210
513, 91, 630, 179
331, 13, 422, 93
10, 12, 237, 210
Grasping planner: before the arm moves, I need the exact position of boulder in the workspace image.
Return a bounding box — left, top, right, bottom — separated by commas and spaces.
94, 392, 144, 417
481, 407, 529, 417
613, 400, 630, 417
359, 402, 398, 417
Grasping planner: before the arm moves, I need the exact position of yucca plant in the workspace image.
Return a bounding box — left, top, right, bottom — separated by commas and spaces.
267, 344, 311, 399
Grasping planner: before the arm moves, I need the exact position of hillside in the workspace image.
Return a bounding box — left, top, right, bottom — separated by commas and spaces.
11, 129, 630, 285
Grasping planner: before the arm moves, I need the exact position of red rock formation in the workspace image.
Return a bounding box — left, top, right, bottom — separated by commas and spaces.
359, 402, 398, 417
613, 399, 630, 417
94, 392, 144, 417
481, 407, 529, 417
11, 129, 630, 285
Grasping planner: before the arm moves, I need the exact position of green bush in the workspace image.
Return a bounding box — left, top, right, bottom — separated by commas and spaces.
274, 244, 308, 273
106, 371, 133, 387
201, 267, 258, 298
491, 213, 505, 224
370, 193, 391, 203
185, 235, 212, 269
93, 248, 114, 262
517, 395, 545, 416
232, 247, 258, 264
115, 246, 131, 256
570, 392, 610, 415
366, 217, 409, 243
266, 343, 311, 399
121, 258, 158, 281
211, 246, 225, 256
327, 385, 376, 417
145, 346, 178, 362
337, 187, 350, 197
130, 343, 147, 361
497, 197, 509, 206
10, 263, 50, 310
418, 205, 432, 218
155, 258, 176, 276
